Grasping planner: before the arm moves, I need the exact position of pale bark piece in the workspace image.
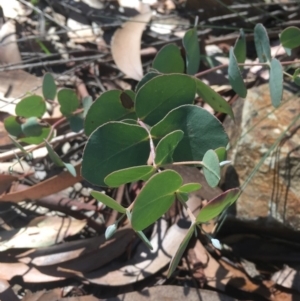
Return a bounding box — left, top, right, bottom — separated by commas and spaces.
111, 9, 152, 81
0, 216, 86, 251
272, 265, 300, 292
105, 285, 237, 301
0, 0, 31, 19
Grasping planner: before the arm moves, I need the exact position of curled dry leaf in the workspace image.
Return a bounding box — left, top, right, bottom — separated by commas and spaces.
111, 7, 152, 81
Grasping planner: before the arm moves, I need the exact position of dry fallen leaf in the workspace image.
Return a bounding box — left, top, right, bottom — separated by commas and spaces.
111, 6, 152, 81
0, 0, 31, 19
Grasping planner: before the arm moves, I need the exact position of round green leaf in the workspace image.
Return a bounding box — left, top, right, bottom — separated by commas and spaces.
82, 122, 150, 187
151, 105, 228, 162
280, 26, 300, 49
155, 130, 184, 166
183, 28, 200, 75
196, 188, 239, 223
104, 165, 156, 187
135, 74, 196, 126
233, 29, 246, 65
42, 73, 57, 100
202, 149, 221, 188
228, 47, 247, 98
131, 170, 183, 231
91, 190, 126, 213
84, 90, 136, 136
4, 116, 22, 137
167, 223, 195, 278
15, 95, 46, 118
68, 114, 84, 133
57, 88, 79, 117
136, 71, 160, 92
195, 79, 234, 119
21, 117, 42, 137
177, 183, 202, 194
214, 147, 227, 162
20, 126, 51, 145
269, 58, 283, 108
254, 24, 271, 63
152, 44, 184, 74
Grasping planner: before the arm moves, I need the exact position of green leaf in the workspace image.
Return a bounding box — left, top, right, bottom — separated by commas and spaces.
105, 223, 118, 240
84, 90, 136, 136
104, 165, 156, 187
280, 26, 300, 49
196, 188, 239, 223
176, 191, 189, 202
228, 47, 247, 98
269, 58, 283, 108
82, 122, 150, 187
44, 140, 76, 176
20, 126, 51, 145
82, 96, 93, 118
4, 116, 22, 137
68, 114, 84, 132
233, 29, 246, 65
57, 88, 79, 117
183, 28, 200, 75
131, 170, 183, 231
151, 105, 228, 162
177, 183, 201, 194
135, 74, 196, 126
214, 147, 227, 162
293, 68, 300, 86
152, 44, 185, 74
15, 95, 46, 118
155, 130, 184, 166
202, 149, 220, 188
254, 24, 271, 63
21, 117, 42, 137
91, 190, 126, 213
167, 223, 195, 278
9, 136, 31, 158
136, 71, 160, 92
42, 73, 57, 100
195, 79, 234, 119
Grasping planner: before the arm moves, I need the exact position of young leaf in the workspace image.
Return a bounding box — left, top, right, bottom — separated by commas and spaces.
202, 149, 221, 188
176, 191, 189, 202
42, 73, 57, 100
280, 26, 300, 49
82, 122, 150, 187
183, 28, 200, 75
15, 95, 46, 118
196, 188, 239, 223
195, 79, 234, 119
135, 74, 196, 126
177, 183, 202, 194
4, 116, 22, 137
228, 47, 247, 98
131, 170, 183, 231
233, 29, 246, 65
20, 125, 51, 145
151, 105, 228, 162
152, 44, 184, 74
269, 58, 283, 108
167, 223, 195, 277
254, 24, 271, 63
104, 165, 156, 187
82, 96, 93, 118
68, 114, 84, 133
57, 88, 79, 117
105, 223, 118, 240
214, 147, 227, 162
21, 117, 42, 137
44, 140, 77, 177
91, 190, 126, 213
155, 130, 184, 166
84, 90, 136, 136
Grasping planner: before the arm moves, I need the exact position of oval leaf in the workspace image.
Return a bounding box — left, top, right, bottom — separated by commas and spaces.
15, 95, 46, 118
104, 165, 156, 187
233, 29, 246, 65
195, 79, 234, 119
84, 90, 136, 136
105, 223, 118, 240
167, 223, 195, 277
228, 47, 247, 98
177, 183, 201, 194
91, 190, 126, 213
280, 26, 300, 49
155, 130, 184, 166
131, 170, 183, 231
196, 188, 239, 223
254, 24, 271, 63
151, 105, 228, 162
152, 44, 184, 74
4, 116, 22, 137
269, 58, 283, 108
183, 28, 200, 75
43, 73, 57, 100
57, 88, 79, 117
202, 149, 220, 188
82, 122, 150, 187
135, 74, 196, 126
